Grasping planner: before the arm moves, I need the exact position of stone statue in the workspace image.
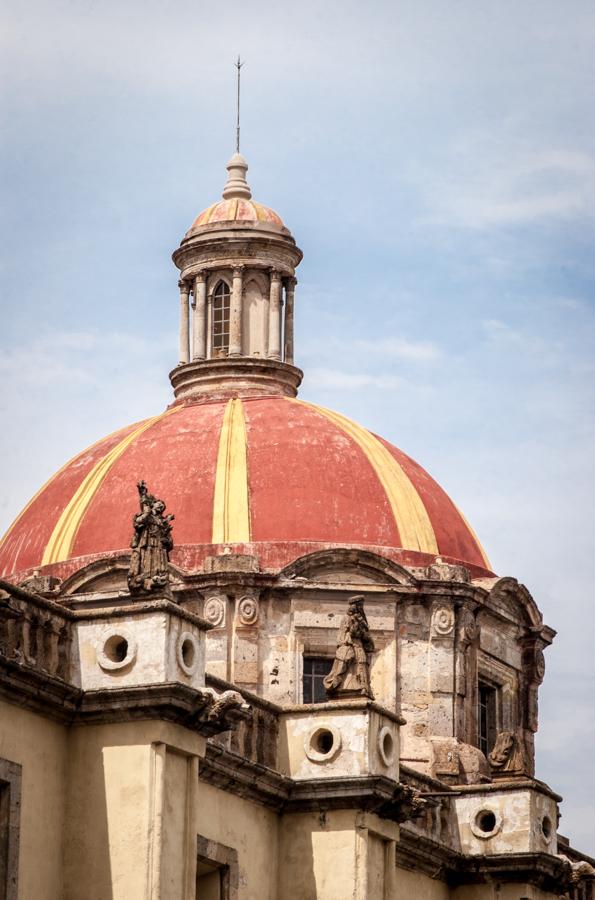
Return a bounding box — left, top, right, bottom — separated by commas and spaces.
324, 595, 375, 699
127, 481, 174, 596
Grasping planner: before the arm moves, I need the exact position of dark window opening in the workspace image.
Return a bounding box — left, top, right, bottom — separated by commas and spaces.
303, 656, 333, 704
478, 681, 498, 756
212, 281, 231, 355
196, 858, 228, 900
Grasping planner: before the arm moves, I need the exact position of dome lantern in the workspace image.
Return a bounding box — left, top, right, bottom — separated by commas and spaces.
170, 153, 303, 403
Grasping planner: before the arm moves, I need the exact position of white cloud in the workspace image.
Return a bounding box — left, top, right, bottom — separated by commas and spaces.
412, 141, 595, 229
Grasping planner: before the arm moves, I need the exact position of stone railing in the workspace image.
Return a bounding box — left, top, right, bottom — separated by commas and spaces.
206, 673, 280, 769
0, 580, 73, 681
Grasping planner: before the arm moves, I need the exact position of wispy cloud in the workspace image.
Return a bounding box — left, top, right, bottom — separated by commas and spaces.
412, 141, 595, 230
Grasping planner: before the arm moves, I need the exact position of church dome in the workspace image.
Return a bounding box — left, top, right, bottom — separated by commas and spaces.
0, 396, 491, 580
189, 198, 286, 233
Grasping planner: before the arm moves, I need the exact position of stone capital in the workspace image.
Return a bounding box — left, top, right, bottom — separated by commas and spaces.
178, 279, 190, 294
269, 268, 281, 282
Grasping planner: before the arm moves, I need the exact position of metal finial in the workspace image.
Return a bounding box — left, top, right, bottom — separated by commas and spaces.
235, 55, 244, 153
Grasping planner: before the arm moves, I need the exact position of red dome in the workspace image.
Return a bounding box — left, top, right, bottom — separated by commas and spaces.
0, 397, 491, 579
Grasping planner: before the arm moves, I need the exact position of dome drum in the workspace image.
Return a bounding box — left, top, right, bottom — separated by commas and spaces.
173, 230, 302, 279
169, 357, 303, 401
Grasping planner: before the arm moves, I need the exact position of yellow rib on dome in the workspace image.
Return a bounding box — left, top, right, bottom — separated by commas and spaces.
212, 398, 251, 543
41, 407, 181, 566
453, 502, 491, 570
294, 400, 439, 554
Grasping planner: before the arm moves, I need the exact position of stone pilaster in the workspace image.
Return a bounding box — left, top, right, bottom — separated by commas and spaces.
284, 277, 296, 365
178, 280, 190, 364
192, 271, 207, 360
268, 270, 282, 360
229, 267, 243, 357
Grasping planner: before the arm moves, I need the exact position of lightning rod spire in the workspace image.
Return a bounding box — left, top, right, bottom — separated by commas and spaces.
235, 55, 243, 153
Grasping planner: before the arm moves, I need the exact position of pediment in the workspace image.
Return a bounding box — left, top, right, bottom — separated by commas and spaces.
279, 548, 416, 586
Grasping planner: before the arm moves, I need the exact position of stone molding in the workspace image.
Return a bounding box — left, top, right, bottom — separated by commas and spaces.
397, 826, 572, 891
169, 357, 303, 401
0, 657, 248, 736
199, 741, 427, 824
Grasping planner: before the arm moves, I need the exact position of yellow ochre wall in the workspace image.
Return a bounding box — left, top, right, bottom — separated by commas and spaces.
196, 781, 279, 900
0, 698, 68, 900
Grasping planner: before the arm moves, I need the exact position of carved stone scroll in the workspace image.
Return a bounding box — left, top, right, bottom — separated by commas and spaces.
488, 730, 527, 775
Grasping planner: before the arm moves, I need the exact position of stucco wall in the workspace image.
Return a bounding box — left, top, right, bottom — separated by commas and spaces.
395, 867, 451, 900
63, 720, 204, 900
0, 698, 68, 900
195, 781, 279, 900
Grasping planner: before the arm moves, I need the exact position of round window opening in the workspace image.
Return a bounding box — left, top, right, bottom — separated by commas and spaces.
542, 816, 553, 840
378, 726, 395, 767
104, 635, 129, 664
181, 638, 195, 670
476, 810, 497, 834
304, 725, 342, 763
97, 630, 137, 672
177, 632, 200, 676
313, 729, 334, 755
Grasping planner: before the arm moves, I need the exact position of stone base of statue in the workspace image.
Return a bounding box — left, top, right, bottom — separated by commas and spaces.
127, 573, 173, 601
325, 687, 374, 701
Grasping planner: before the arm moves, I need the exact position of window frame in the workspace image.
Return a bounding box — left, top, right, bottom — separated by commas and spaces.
477, 679, 500, 757
302, 655, 333, 704
212, 280, 231, 356
0, 757, 21, 900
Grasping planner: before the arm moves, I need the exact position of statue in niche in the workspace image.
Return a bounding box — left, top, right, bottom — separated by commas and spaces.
324, 595, 375, 699
128, 481, 175, 596
488, 730, 526, 774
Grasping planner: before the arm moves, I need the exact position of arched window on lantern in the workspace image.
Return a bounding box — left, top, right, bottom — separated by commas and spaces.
212, 280, 231, 356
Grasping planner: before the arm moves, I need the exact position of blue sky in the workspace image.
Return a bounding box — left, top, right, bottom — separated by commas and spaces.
2, 0, 595, 849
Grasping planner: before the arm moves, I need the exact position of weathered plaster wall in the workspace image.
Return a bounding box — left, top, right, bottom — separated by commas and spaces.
0, 698, 67, 900
63, 720, 204, 900
277, 810, 358, 900
195, 781, 279, 900
395, 867, 451, 900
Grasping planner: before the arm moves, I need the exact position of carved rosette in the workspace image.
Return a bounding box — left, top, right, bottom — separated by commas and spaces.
237, 595, 259, 626
431, 606, 455, 636
204, 597, 225, 628
457, 608, 479, 646
533, 647, 546, 684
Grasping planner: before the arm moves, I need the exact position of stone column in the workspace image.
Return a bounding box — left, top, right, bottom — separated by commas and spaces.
192, 271, 207, 360
178, 280, 190, 364
229, 267, 243, 357
267, 270, 282, 360
284, 277, 296, 365
206, 286, 213, 359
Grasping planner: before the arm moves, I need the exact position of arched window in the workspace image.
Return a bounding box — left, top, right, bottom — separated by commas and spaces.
212, 281, 231, 355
